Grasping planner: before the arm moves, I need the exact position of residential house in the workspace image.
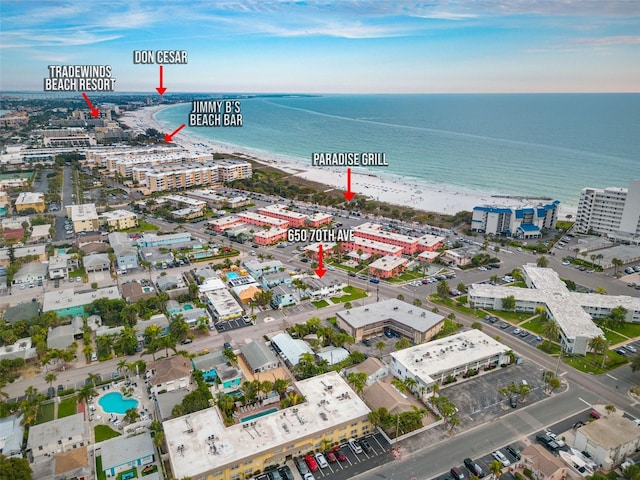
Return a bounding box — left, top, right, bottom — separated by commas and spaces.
48, 253, 80, 280
26, 413, 87, 463
0, 414, 24, 458
2, 302, 40, 324
83, 253, 110, 272
46, 325, 75, 350
520, 444, 568, 480
13, 262, 48, 285
362, 380, 415, 416
108, 232, 138, 270
42, 286, 121, 318
243, 259, 284, 278
97, 432, 155, 477
270, 333, 314, 367
345, 357, 388, 386
240, 341, 279, 373
270, 284, 298, 309
192, 351, 242, 389
304, 278, 345, 299
30, 224, 51, 243
156, 274, 181, 292
121, 281, 156, 303
136, 314, 170, 344
0, 245, 47, 267
573, 413, 640, 469
148, 355, 192, 395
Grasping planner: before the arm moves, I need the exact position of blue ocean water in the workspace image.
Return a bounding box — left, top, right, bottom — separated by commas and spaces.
154, 94, 640, 207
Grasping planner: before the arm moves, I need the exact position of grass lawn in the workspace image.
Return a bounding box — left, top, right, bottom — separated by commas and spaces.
563, 350, 628, 374
331, 286, 367, 304
610, 322, 640, 339
124, 220, 160, 233
141, 465, 158, 476
312, 300, 329, 308
537, 341, 562, 355
95, 425, 121, 442
520, 315, 547, 335
601, 328, 628, 346
36, 402, 55, 424
327, 260, 359, 273
57, 396, 77, 418
429, 296, 486, 319
96, 456, 106, 480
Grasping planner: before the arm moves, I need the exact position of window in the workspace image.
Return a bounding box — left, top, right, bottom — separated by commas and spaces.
58, 440, 62, 445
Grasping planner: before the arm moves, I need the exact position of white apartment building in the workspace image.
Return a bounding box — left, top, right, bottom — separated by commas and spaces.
471, 201, 560, 238
216, 159, 252, 181
575, 179, 640, 238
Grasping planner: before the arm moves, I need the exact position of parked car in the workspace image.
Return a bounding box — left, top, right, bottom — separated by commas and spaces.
463, 458, 484, 478
325, 450, 337, 463
509, 396, 517, 408
304, 454, 319, 472
506, 445, 521, 460
360, 438, 373, 454
623, 344, 638, 353
278, 466, 294, 480
362, 338, 372, 347
57, 384, 64, 393
451, 466, 465, 480
492, 450, 510, 467
314, 452, 328, 469
294, 458, 310, 475
536, 433, 560, 451
333, 446, 347, 461
348, 438, 363, 454
47, 386, 55, 398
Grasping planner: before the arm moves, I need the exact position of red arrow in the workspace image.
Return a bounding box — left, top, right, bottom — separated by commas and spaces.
164, 123, 185, 142
315, 244, 327, 278
81, 93, 100, 117
343, 168, 355, 202
156, 65, 167, 95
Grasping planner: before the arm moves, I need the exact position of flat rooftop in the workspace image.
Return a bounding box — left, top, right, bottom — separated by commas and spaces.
337, 298, 444, 333
390, 330, 509, 384
351, 236, 403, 254
67, 203, 98, 221
259, 204, 307, 220
204, 289, 244, 318
43, 286, 121, 313
353, 222, 417, 245
237, 211, 289, 227
369, 255, 407, 271
164, 371, 369, 479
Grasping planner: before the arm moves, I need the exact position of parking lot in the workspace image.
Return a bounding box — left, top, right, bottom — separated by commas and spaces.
483, 315, 545, 348
289, 433, 392, 480
214, 317, 254, 332
443, 362, 552, 427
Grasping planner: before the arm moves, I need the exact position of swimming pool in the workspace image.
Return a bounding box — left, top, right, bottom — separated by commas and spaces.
183, 304, 193, 311
226, 272, 239, 279
241, 408, 278, 423
98, 392, 139, 414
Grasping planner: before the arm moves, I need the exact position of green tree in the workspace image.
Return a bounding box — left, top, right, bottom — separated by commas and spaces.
489, 460, 503, 479
605, 404, 616, 416
471, 322, 482, 330
396, 294, 404, 301
375, 341, 386, 354
0, 454, 32, 480
588, 335, 608, 367
542, 320, 560, 349
436, 280, 450, 299
501, 295, 516, 311
76, 383, 97, 406
346, 372, 367, 395
536, 255, 549, 268
273, 378, 291, 397
611, 257, 623, 276
124, 407, 141, 424
44, 372, 57, 388
394, 338, 411, 350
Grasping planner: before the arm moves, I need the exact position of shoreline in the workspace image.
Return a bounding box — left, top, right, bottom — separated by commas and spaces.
119, 104, 576, 219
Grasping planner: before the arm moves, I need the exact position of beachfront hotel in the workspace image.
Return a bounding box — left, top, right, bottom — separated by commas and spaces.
575, 179, 640, 240
163, 371, 371, 480
467, 264, 640, 355
470, 201, 559, 238
85, 146, 183, 168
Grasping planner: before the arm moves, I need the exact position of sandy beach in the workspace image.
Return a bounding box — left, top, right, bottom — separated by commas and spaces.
119, 105, 576, 219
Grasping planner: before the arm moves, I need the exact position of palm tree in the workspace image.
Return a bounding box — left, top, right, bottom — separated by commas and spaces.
124, 407, 141, 424
87, 373, 101, 387
588, 335, 608, 367
77, 383, 96, 406
542, 320, 560, 349
489, 460, 504, 479
273, 378, 291, 398
82, 342, 94, 363
346, 372, 367, 395
117, 359, 130, 379
612, 257, 623, 276
45, 373, 57, 389
222, 348, 238, 366
403, 377, 418, 393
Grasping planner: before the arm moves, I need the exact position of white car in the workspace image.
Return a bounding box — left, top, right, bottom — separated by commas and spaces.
314, 452, 329, 469
562, 261, 570, 266
546, 432, 565, 447
492, 450, 510, 467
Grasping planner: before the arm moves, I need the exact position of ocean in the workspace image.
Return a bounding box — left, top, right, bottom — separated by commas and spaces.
154, 94, 640, 208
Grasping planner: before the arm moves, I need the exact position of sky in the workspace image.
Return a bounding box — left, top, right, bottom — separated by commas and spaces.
1, 0, 639, 94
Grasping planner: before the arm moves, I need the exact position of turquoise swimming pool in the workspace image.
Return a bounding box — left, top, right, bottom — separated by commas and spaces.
227, 272, 239, 280
98, 392, 139, 414
241, 408, 278, 423
183, 303, 193, 311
